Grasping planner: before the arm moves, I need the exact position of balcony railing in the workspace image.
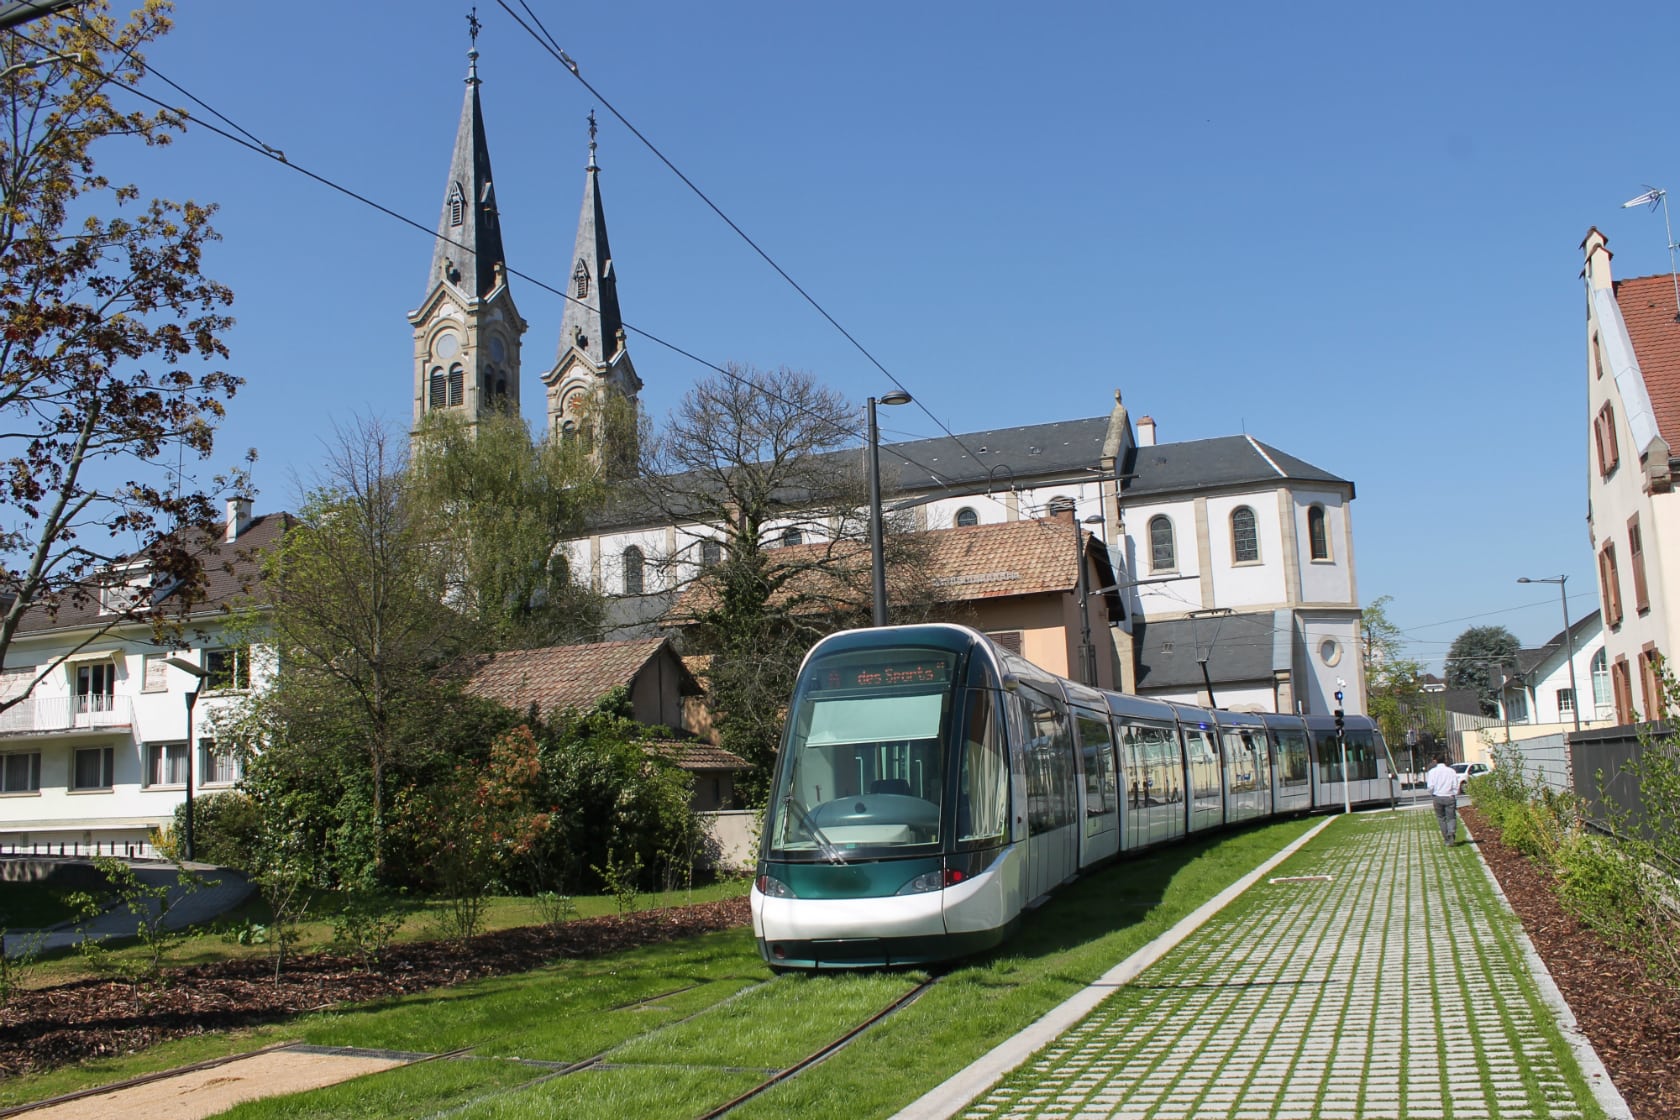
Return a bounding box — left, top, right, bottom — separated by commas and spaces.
0, 694, 134, 736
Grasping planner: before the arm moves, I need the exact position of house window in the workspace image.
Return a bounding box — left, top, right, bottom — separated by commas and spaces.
700, 539, 722, 567
1557, 689, 1575, 719
1231, 506, 1259, 564
447, 364, 465, 408
1593, 332, 1604, 380
145, 742, 189, 787
141, 654, 169, 693
73, 747, 114, 790
201, 739, 240, 786
781, 527, 803, 548
1595, 402, 1620, 477
1599, 541, 1623, 627
1591, 649, 1610, 709
623, 546, 645, 596
1630, 515, 1650, 614
1149, 515, 1176, 571
206, 646, 250, 692
1, 751, 40, 793
75, 662, 115, 714
1504, 689, 1529, 722
1639, 647, 1663, 722
955, 507, 978, 528
1307, 505, 1330, 561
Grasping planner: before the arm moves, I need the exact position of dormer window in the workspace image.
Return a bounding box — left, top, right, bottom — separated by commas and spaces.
447, 183, 466, 227
573, 259, 590, 300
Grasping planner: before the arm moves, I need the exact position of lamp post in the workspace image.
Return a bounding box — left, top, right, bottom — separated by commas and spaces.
867, 390, 912, 626
1518, 575, 1580, 732
164, 656, 210, 862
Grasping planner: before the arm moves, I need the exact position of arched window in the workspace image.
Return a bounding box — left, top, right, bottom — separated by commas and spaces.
1149, 515, 1176, 571
955, 507, 978, 528
1307, 505, 1330, 561
622, 546, 644, 596
781, 527, 803, 548
447, 364, 465, 408
1591, 648, 1610, 709
1231, 506, 1259, 564
700, 539, 722, 567
428, 367, 446, 410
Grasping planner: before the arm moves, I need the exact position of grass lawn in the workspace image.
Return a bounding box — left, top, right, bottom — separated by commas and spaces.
1, 819, 1319, 1118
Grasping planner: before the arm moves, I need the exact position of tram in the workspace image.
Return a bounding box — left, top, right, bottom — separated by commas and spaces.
750, 623, 1394, 969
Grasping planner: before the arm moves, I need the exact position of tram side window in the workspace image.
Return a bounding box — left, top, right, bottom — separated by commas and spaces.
1317, 732, 1343, 782
1275, 729, 1311, 786
1076, 713, 1117, 834
1345, 730, 1378, 781
1016, 689, 1075, 834
1184, 728, 1218, 804
957, 690, 1008, 847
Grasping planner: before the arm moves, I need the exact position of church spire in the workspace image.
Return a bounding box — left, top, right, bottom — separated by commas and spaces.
428, 11, 506, 301
556, 110, 624, 369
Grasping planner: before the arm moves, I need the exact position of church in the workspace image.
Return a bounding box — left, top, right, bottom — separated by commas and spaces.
408, 35, 1367, 719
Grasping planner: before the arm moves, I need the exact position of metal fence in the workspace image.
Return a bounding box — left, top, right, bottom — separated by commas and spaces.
1566, 722, 1666, 836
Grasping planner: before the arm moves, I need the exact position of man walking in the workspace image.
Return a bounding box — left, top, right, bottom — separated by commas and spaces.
1425, 753, 1460, 846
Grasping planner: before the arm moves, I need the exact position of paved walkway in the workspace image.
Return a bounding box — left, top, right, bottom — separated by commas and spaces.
899, 808, 1632, 1120
3, 860, 253, 958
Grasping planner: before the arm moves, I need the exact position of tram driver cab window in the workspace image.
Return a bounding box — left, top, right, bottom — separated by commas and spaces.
957, 689, 1008, 847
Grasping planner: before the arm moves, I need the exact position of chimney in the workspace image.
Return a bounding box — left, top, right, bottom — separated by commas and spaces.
226, 497, 253, 542
1046, 495, 1076, 523
1136, 416, 1156, 447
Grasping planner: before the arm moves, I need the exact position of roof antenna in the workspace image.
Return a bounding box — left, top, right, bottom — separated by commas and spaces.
1622, 186, 1680, 322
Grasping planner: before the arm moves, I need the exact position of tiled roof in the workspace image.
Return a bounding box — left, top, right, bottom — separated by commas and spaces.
463, 636, 696, 717
1615, 274, 1680, 446
645, 739, 747, 772
13, 512, 290, 636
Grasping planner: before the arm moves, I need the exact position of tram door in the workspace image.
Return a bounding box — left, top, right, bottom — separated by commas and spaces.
1121, 721, 1182, 850
1075, 710, 1119, 866
1271, 725, 1313, 813
1013, 687, 1078, 901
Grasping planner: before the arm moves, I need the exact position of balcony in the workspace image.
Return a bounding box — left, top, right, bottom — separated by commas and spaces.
0, 694, 134, 739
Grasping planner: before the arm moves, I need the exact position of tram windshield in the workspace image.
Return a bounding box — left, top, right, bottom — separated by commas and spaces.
767, 646, 955, 859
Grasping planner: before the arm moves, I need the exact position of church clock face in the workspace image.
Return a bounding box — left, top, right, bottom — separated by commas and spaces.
565, 390, 587, 417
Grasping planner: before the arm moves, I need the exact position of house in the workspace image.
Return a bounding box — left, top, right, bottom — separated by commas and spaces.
0, 501, 283, 855
1502, 610, 1611, 729
462, 636, 743, 811
1581, 228, 1679, 723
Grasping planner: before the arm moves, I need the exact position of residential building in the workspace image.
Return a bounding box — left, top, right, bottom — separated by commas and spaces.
1580, 228, 1678, 723
0, 501, 283, 854
1504, 610, 1611, 729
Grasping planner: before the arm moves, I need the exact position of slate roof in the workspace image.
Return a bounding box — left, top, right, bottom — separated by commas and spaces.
12, 512, 290, 638
463, 636, 698, 718
1513, 610, 1601, 679
1613, 273, 1680, 447
1133, 610, 1285, 691
427, 49, 506, 302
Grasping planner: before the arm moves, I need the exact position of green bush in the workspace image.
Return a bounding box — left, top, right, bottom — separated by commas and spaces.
171, 791, 263, 870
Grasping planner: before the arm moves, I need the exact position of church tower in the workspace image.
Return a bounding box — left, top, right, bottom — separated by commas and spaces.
409, 21, 527, 435
543, 114, 642, 476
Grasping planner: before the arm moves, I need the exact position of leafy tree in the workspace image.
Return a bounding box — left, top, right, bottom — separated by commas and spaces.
639, 364, 930, 802
1446, 624, 1521, 718
409, 409, 607, 649
1361, 596, 1447, 762
0, 1, 241, 701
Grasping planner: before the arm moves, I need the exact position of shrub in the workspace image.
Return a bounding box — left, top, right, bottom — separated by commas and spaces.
171, 791, 263, 870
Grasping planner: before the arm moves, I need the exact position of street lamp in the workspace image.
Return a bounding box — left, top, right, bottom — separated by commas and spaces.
867, 389, 912, 626
1518, 575, 1580, 732
164, 656, 210, 862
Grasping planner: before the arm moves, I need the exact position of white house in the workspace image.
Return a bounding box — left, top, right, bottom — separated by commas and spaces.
0, 501, 283, 855
1504, 610, 1612, 729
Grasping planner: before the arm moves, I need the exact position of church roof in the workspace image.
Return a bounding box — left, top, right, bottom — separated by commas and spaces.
426, 43, 506, 302
555, 119, 624, 369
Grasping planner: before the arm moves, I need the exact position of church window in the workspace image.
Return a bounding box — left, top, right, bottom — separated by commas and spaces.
1231, 506, 1259, 564
1307, 505, 1330, 561
447, 364, 465, 408
497, 378, 508, 400
623, 546, 644, 596
448, 183, 465, 227
955, 507, 978, 528
428, 367, 446, 410
433, 332, 459, 360
1149, 515, 1176, 572
573, 260, 590, 300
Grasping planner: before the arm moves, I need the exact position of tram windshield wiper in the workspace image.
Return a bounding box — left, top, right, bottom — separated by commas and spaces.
783, 794, 845, 863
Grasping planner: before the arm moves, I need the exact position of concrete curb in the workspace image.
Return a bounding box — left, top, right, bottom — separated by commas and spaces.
890, 814, 1337, 1120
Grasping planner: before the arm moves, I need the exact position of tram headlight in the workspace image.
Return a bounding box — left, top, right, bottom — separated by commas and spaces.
896, 869, 945, 895
756, 873, 795, 898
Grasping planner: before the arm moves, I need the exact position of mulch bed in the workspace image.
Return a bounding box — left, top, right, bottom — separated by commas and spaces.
1463, 805, 1680, 1120
0, 897, 750, 1081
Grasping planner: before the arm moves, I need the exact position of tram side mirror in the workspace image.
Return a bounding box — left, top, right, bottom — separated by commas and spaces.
999, 671, 1019, 692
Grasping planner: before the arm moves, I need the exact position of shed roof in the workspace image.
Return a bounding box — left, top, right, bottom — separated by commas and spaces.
463, 636, 698, 718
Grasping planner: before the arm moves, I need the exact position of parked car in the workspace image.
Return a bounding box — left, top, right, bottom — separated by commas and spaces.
1451, 761, 1490, 793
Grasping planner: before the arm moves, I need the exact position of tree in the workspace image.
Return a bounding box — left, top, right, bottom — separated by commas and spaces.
408, 409, 605, 649
1361, 597, 1447, 766
1446, 624, 1521, 718
636, 365, 901, 802
0, 2, 240, 701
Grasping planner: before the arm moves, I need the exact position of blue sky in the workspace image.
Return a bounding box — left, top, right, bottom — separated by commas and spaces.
93, 1, 1680, 670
